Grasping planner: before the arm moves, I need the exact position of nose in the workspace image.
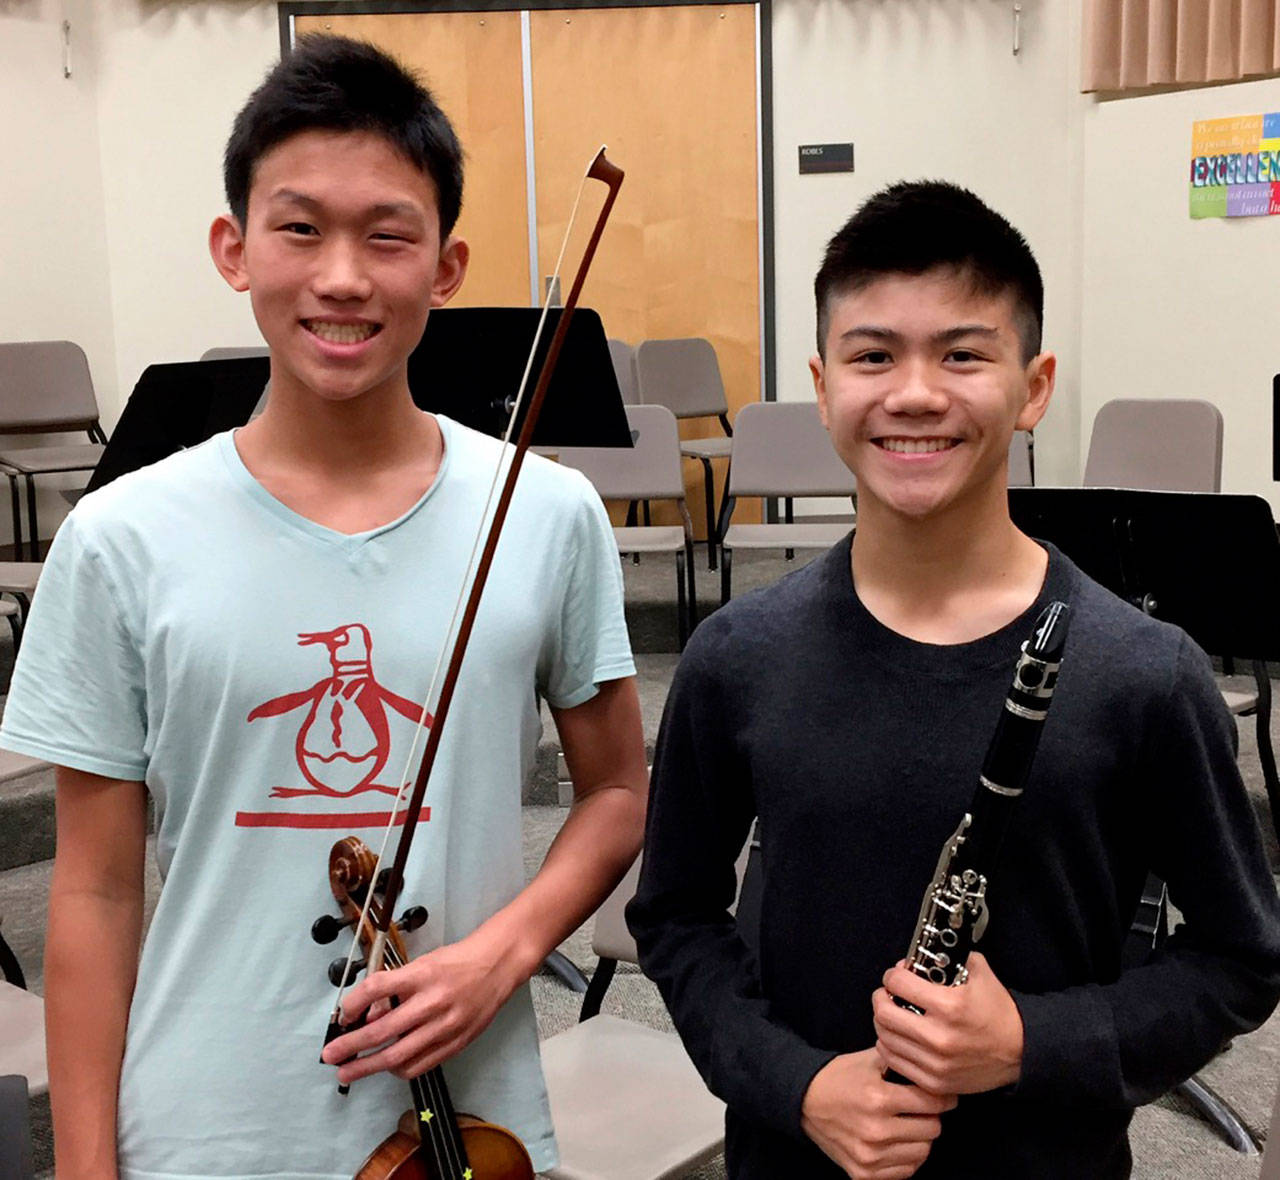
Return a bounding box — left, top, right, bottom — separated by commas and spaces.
312, 237, 373, 303
881, 359, 950, 416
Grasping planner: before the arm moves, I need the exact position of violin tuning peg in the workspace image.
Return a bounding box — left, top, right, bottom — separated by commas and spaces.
328, 956, 367, 987
375, 868, 393, 895
311, 913, 356, 945
397, 905, 428, 933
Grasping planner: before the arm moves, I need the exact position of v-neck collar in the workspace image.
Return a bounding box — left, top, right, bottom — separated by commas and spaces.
217, 414, 455, 552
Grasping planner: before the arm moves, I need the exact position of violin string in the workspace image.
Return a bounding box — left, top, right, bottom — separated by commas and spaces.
327, 154, 601, 1017
384, 942, 468, 1179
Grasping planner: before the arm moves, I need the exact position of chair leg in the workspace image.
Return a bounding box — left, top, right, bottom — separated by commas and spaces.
675, 549, 688, 649
785, 497, 794, 561
0, 1075, 34, 1180
542, 949, 589, 994
7, 475, 20, 562
685, 534, 698, 635
579, 957, 618, 1022
24, 475, 38, 561
721, 546, 733, 606
1175, 1074, 1261, 1154
0, 930, 26, 989
6, 608, 21, 655
1251, 660, 1280, 849
700, 458, 717, 570
642, 500, 651, 526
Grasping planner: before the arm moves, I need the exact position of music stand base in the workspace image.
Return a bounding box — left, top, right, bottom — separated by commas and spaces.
1176, 1074, 1261, 1155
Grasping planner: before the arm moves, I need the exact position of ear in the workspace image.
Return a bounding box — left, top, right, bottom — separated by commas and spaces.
810, 354, 829, 428
430, 235, 470, 307
1015, 351, 1056, 432
209, 214, 250, 293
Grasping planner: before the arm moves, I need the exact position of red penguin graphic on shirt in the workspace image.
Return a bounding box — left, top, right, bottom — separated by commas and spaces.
247, 624, 426, 799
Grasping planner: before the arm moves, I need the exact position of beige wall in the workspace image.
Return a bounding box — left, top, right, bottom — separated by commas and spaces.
93, 2, 279, 418
771, 0, 1088, 492
0, 0, 119, 545
1081, 73, 1280, 511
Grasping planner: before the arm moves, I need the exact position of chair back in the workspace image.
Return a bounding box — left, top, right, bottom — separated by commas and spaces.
1083, 398, 1222, 492
607, 338, 639, 405
727, 401, 856, 499
635, 338, 728, 419
200, 346, 270, 362
0, 342, 99, 433
557, 405, 685, 502
591, 856, 643, 964
1008, 431, 1033, 487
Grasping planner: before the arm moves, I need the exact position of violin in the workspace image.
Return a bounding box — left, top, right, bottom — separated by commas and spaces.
314, 147, 624, 1177
316, 836, 535, 1180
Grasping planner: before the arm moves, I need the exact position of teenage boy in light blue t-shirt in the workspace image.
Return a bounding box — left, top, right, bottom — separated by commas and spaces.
0, 36, 648, 1180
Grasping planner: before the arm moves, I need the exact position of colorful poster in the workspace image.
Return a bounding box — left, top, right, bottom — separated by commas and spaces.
1190, 113, 1280, 219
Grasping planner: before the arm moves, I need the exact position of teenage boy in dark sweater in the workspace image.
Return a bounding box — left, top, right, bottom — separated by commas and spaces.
627, 182, 1280, 1179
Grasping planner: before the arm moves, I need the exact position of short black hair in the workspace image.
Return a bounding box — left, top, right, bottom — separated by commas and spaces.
223, 34, 464, 237
814, 181, 1043, 364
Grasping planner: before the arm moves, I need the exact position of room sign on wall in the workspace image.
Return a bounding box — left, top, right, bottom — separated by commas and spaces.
1190, 113, 1280, 219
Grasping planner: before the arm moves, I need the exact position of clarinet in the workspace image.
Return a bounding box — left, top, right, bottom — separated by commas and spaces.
885, 600, 1069, 1082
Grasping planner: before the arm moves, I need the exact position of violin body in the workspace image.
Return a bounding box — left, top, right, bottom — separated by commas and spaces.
354, 1109, 535, 1180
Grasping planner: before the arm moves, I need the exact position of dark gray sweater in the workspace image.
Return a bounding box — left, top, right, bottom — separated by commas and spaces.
627, 539, 1280, 1178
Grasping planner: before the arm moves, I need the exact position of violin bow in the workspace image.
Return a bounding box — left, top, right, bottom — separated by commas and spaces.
324, 147, 624, 1038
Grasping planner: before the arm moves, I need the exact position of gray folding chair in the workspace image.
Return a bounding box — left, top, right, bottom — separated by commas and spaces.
199, 346, 270, 361
0, 342, 107, 560
1083, 398, 1222, 493
558, 407, 697, 647
0, 985, 46, 1098
607, 339, 639, 406
540, 856, 726, 1180
1008, 430, 1034, 487
635, 339, 733, 570
717, 401, 856, 605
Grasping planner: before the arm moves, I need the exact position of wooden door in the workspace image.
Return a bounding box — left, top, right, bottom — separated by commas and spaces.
295, 10, 531, 307
529, 4, 760, 531
294, 6, 762, 532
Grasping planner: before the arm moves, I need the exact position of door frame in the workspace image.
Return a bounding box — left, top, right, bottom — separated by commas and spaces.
277, 0, 777, 404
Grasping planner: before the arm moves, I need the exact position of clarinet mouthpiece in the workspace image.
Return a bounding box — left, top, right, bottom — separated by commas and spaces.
1027, 600, 1069, 661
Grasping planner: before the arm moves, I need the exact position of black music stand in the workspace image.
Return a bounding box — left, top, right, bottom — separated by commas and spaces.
1010, 486, 1280, 1155
1008, 487, 1280, 844
89, 307, 631, 493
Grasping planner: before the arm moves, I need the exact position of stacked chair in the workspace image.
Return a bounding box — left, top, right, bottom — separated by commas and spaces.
1008, 430, 1034, 487
0, 342, 108, 561
635, 339, 733, 569
556, 405, 698, 648
540, 855, 726, 1180
716, 401, 856, 605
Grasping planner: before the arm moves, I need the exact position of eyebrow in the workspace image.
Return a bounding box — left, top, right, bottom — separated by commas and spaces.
839, 324, 1001, 345
267, 188, 424, 222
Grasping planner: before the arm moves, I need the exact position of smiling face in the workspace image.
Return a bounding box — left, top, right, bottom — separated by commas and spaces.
811, 267, 1054, 525
209, 129, 468, 409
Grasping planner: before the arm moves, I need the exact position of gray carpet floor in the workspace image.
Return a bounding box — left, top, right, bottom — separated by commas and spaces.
3, 544, 1279, 1177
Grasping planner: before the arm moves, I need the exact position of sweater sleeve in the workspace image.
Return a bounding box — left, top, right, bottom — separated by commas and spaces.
625, 625, 837, 1140
1011, 633, 1280, 1108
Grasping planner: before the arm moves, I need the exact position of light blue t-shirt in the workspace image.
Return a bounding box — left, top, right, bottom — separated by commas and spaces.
0, 415, 635, 1179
